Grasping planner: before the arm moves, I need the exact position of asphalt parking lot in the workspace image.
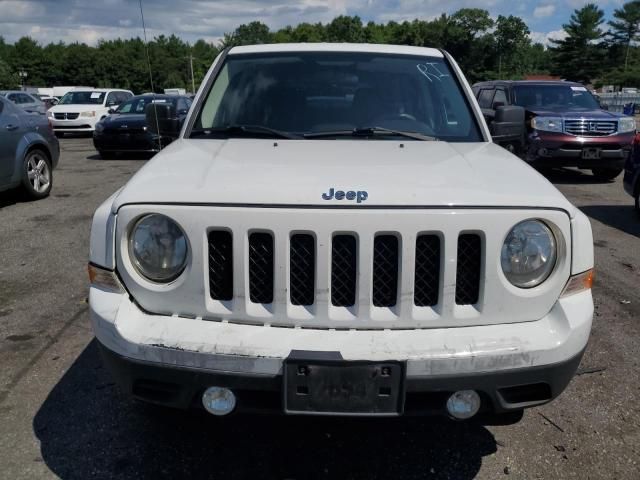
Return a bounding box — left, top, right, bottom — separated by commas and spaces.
1, 137, 639, 479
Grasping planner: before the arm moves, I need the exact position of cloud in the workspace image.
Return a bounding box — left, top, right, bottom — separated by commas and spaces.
529, 29, 568, 46
0, 0, 579, 46
533, 5, 555, 18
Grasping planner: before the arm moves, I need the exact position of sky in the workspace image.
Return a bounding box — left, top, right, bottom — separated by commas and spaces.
0, 0, 627, 47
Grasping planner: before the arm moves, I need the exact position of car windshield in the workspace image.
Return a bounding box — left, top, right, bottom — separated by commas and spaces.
191, 51, 482, 141
512, 85, 600, 111
117, 97, 172, 114
59, 91, 106, 105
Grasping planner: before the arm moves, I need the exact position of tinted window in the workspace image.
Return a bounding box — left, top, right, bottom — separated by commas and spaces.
477, 89, 494, 108
59, 91, 106, 105
492, 89, 508, 108
193, 52, 482, 142
512, 84, 599, 110
117, 96, 169, 114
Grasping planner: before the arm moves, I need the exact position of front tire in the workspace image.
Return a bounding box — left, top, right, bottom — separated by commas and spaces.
21, 150, 52, 199
99, 150, 116, 159
635, 189, 640, 216
592, 168, 622, 181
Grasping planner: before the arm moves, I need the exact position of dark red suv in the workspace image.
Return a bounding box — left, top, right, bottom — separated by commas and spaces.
473, 80, 636, 180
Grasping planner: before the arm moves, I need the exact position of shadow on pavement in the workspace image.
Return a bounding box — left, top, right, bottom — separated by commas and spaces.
34, 340, 498, 479
86, 152, 154, 161
581, 204, 640, 238
540, 167, 614, 185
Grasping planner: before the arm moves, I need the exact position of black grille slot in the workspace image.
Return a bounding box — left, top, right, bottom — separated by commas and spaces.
290, 234, 315, 306
208, 230, 233, 301
331, 235, 357, 307
248, 232, 274, 304
372, 235, 399, 307
414, 235, 441, 306
456, 234, 482, 305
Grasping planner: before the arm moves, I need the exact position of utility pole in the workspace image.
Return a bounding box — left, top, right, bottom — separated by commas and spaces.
18, 69, 28, 91
187, 54, 196, 94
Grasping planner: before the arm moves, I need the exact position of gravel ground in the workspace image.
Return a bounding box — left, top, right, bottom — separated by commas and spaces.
0, 137, 639, 479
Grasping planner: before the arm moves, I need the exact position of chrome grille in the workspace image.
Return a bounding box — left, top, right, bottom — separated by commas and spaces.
564, 119, 617, 136
53, 112, 79, 120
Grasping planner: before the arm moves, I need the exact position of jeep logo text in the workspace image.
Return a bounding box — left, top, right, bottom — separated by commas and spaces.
322, 188, 368, 203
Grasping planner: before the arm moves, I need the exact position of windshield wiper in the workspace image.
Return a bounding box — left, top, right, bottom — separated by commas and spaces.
190, 125, 301, 140
304, 127, 437, 141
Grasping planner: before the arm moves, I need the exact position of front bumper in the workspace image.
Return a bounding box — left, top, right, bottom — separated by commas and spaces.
90, 287, 592, 416
51, 117, 98, 132
526, 131, 633, 169
93, 131, 164, 153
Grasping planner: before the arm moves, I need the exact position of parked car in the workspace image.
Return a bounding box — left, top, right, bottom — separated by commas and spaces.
0, 90, 47, 115
623, 133, 640, 213
47, 89, 133, 136
93, 94, 192, 158
472, 80, 636, 180
0, 96, 59, 198
89, 44, 594, 421
32, 94, 59, 110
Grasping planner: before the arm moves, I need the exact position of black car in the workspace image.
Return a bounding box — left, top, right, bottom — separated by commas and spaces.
93, 94, 192, 158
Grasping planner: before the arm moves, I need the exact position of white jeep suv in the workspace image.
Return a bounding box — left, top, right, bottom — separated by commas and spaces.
89, 44, 594, 419
48, 88, 133, 135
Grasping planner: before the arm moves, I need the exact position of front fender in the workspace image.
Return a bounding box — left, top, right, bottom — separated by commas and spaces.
90, 189, 123, 269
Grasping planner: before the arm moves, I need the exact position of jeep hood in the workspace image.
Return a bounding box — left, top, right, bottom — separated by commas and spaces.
112, 139, 575, 214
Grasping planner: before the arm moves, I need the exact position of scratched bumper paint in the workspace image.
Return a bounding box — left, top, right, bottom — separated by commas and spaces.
90, 287, 592, 378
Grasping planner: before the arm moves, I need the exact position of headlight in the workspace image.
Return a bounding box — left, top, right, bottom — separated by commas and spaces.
618, 116, 636, 133
94, 122, 104, 133
501, 220, 557, 288
531, 116, 563, 133
47, 111, 54, 118
81, 111, 96, 117
129, 214, 188, 283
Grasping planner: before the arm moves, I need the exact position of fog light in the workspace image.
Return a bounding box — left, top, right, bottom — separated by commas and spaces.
446, 390, 481, 420
202, 387, 236, 416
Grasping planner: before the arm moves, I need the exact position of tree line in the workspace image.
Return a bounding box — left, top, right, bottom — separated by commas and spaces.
1, 2, 640, 92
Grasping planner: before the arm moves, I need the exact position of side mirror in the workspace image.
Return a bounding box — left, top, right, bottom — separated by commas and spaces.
108, 108, 116, 114
145, 102, 180, 138
600, 103, 609, 111
491, 105, 525, 148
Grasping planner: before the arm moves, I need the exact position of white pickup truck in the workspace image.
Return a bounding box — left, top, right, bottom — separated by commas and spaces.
88, 43, 594, 420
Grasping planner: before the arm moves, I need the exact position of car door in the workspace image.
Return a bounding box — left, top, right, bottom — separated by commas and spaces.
0, 99, 23, 181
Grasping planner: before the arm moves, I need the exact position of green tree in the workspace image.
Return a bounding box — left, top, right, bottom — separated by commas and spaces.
494, 15, 531, 78
0, 58, 18, 89
222, 21, 271, 47
325, 16, 365, 43
550, 3, 606, 83
608, 0, 640, 70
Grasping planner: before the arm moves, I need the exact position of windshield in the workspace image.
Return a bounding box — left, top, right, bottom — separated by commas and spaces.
512, 84, 599, 110
59, 91, 106, 105
192, 52, 482, 141
117, 96, 171, 114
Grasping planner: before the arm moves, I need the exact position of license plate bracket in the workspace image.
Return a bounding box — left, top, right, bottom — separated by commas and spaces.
284, 351, 405, 415
582, 147, 601, 160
